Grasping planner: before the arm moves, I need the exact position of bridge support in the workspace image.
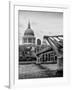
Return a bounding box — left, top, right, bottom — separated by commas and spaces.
36, 57, 40, 64
57, 56, 63, 70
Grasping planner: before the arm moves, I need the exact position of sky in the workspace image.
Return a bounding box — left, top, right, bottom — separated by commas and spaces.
18, 10, 63, 45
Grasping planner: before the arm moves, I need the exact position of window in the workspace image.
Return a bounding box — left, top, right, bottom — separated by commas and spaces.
28, 38, 32, 43
33, 38, 35, 43
24, 38, 27, 43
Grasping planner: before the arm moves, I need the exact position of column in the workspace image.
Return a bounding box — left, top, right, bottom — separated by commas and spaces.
44, 53, 46, 61
46, 53, 48, 61
27, 38, 28, 43
42, 54, 44, 62
36, 56, 40, 64
40, 54, 43, 62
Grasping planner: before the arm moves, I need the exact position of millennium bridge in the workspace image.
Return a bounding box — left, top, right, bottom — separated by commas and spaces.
19, 35, 63, 71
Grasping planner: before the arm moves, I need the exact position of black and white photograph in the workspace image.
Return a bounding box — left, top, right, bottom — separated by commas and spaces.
18, 10, 63, 79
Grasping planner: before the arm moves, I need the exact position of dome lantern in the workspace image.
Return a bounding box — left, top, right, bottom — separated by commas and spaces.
28, 20, 31, 29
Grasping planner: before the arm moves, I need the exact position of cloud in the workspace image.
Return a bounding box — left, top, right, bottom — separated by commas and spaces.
18, 10, 63, 44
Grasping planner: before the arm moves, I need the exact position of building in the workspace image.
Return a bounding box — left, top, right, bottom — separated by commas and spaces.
22, 21, 36, 45
37, 39, 41, 45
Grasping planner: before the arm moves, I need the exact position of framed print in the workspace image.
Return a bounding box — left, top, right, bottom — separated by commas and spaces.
9, 1, 70, 88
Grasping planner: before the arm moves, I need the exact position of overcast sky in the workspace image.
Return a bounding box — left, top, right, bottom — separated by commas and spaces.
18, 10, 63, 44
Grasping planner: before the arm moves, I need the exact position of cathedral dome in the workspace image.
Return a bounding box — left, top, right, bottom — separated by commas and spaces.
24, 21, 34, 36
24, 28, 34, 36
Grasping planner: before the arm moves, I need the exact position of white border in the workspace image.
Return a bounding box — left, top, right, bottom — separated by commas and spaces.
9, 1, 70, 88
